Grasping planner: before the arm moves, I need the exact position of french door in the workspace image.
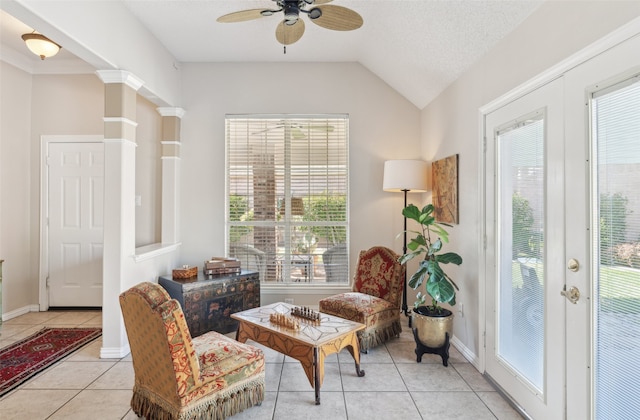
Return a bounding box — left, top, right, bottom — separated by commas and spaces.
485, 77, 566, 420
484, 32, 640, 419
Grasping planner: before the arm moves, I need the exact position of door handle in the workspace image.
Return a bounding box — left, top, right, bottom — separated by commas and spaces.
561, 285, 580, 304
568, 258, 579, 272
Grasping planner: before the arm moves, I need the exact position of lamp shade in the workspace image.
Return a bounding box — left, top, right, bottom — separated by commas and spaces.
383, 159, 428, 192
21, 33, 61, 60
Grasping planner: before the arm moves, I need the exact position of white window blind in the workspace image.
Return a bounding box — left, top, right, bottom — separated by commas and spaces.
497, 113, 545, 392
592, 75, 640, 419
226, 115, 349, 285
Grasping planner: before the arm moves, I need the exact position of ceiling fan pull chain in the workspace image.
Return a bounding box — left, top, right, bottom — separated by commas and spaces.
284, 45, 287, 54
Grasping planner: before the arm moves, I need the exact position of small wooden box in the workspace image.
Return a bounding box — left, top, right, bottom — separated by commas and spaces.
204, 257, 241, 270
203, 258, 241, 275
172, 265, 198, 279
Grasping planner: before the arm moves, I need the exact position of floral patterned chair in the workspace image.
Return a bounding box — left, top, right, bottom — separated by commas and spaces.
319, 246, 405, 352
119, 282, 265, 420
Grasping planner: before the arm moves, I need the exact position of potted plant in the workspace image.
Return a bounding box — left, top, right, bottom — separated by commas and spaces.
399, 204, 463, 348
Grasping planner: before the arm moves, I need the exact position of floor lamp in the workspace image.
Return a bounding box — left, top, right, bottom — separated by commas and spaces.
383, 159, 428, 327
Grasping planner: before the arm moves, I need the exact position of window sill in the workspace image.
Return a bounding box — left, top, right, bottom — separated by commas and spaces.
133, 242, 181, 263
261, 283, 351, 295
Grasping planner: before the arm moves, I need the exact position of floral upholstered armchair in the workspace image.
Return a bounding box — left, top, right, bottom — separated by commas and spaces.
119, 282, 265, 420
319, 246, 405, 352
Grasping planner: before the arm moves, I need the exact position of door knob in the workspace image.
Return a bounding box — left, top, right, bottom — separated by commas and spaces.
561, 285, 580, 304
568, 258, 579, 272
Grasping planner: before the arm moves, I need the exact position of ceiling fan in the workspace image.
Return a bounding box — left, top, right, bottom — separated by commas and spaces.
217, 0, 363, 47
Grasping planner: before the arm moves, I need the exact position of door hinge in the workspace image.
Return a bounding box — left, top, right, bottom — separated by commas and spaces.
46, 276, 50, 287
483, 331, 486, 348
483, 136, 487, 153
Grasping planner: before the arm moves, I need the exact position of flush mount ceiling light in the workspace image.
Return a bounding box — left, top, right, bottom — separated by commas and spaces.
21, 32, 61, 60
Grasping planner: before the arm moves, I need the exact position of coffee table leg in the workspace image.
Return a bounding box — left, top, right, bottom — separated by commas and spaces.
345, 337, 366, 378
314, 348, 321, 405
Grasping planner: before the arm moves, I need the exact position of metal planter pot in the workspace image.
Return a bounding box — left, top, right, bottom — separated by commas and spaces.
412, 307, 454, 348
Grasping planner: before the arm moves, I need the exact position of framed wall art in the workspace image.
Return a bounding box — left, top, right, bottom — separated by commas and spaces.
432, 154, 459, 224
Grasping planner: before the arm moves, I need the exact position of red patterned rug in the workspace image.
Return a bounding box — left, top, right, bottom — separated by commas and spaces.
0, 327, 102, 396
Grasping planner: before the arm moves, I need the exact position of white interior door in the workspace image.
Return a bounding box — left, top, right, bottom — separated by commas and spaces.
48, 142, 104, 307
484, 77, 566, 420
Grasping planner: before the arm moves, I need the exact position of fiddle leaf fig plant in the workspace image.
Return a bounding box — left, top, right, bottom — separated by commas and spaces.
399, 204, 463, 314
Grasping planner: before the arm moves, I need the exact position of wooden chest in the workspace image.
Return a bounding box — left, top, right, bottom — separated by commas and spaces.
158, 270, 260, 337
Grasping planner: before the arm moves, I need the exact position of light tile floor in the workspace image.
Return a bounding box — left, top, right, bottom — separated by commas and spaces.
0, 310, 523, 419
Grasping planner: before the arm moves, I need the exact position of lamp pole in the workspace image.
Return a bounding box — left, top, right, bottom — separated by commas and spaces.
382, 159, 427, 329
402, 189, 410, 327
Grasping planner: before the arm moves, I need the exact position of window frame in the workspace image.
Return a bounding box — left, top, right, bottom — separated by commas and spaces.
225, 114, 350, 288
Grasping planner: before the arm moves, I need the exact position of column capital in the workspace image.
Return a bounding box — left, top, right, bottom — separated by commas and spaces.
157, 107, 186, 118
96, 70, 144, 91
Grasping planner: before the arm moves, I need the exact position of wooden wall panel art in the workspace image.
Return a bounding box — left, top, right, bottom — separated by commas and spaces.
432, 154, 459, 224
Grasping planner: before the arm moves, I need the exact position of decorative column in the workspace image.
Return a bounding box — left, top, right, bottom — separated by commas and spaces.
96, 70, 143, 358
156, 107, 185, 245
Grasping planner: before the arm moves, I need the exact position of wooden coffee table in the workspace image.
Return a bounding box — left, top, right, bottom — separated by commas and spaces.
231, 302, 365, 404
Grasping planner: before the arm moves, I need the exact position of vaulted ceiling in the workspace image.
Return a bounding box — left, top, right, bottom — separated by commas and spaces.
1, 1, 543, 109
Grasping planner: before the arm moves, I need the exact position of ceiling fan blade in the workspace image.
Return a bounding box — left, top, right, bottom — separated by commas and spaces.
310, 5, 363, 31
275, 19, 305, 45
312, 0, 333, 4
217, 9, 269, 23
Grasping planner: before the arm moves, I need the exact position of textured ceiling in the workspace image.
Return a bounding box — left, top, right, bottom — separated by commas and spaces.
1, 1, 543, 109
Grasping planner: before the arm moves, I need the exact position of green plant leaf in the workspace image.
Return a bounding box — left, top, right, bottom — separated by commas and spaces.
428, 238, 443, 255
427, 279, 456, 304
426, 259, 444, 282
407, 234, 427, 250
429, 224, 450, 242
398, 250, 422, 265
421, 204, 435, 215
402, 204, 422, 222
436, 252, 463, 265
408, 266, 428, 289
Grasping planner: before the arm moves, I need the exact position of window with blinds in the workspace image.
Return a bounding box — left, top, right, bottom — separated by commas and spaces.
592, 75, 640, 419
226, 115, 349, 285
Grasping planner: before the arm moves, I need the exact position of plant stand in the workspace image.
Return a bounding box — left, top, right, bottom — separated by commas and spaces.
412, 328, 450, 366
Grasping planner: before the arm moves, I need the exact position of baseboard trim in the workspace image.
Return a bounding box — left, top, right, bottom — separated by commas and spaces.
451, 334, 481, 370
2, 304, 40, 322
100, 345, 130, 359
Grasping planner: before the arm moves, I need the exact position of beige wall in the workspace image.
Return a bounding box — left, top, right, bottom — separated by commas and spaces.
421, 1, 640, 360
0, 61, 33, 311
135, 95, 162, 247
178, 62, 423, 304
0, 65, 163, 315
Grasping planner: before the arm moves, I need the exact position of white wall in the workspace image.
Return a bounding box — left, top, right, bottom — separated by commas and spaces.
3, 0, 180, 107
421, 1, 640, 362
179, 61, 422, 304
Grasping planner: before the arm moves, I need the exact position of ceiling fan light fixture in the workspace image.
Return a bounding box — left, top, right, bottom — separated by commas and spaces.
284, 3, 299, 23
21, 33, 61, 60
261, 10, 275, 16
308, 8, 322, 20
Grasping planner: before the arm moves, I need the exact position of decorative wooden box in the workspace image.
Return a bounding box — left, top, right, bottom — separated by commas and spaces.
158, 270, 260, 337
172, 265, 198, 279
203, 257, 241, 276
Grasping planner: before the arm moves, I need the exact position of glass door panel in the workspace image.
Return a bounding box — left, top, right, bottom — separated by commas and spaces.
592, 77, 640, 419
497, 114, 545, 392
